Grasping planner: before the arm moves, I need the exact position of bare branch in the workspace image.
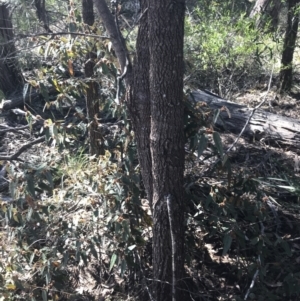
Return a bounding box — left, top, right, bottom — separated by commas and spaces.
0, 124, 29, 134
16, 31, 108, 40
226, 64, 274, 154
93, 0, 127, 72
0, 136, 45, 161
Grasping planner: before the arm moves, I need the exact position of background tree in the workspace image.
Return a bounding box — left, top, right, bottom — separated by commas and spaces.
250, 0, 282, 30
279, 0, 300, 93
34, 0, 52, 32
82, 0, 103, 156
249, 0, 283, 30
0, 3, 23, 95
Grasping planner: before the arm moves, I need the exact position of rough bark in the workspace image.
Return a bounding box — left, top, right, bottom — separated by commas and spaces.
82, 0, 103, 156
149, 1, 186, 300
192, 90, 300, 150
34, 0, 52, 32
0, 4, 23, 95
130, 0, 153, 207
279, 0, 300, 93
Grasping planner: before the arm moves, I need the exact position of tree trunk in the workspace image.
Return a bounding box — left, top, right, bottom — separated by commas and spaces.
250, 0, 282, 30
130, 0, 153, 206
279, 0, 300, 94
0, 4, 23, 96
149, 1, 186, 300
34, 0, 52, 32
94, 0, 187, 300
82, 0, 103, 156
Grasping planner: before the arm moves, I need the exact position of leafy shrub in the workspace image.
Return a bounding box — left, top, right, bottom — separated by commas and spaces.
184, 2, 279, 97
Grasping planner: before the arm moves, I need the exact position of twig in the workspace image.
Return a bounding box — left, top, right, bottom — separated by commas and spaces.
115, 57, 129, 104
166, 194, 176, 301
113, 0, 130, 105
17, 31, 108, 40
0, 137, 45, 161
244, 267, 259, 300
244, 218, 265, 300
226, 64, 274, 154
134, 251, 155, 301
0, 124, 29, 134
201, 65, 275, 177
288, 237, 300, 241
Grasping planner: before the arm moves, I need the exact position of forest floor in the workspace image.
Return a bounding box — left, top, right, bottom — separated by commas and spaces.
1, 73, 300, 300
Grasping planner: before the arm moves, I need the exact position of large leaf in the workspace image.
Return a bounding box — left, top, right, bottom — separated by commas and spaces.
42, 289, 47, 301
109, 253, 118, 272
39, 82, 49, 102
222, 233, 232, 256
198, 134, 208, 158
26, 174, 36, 197
213, 132, 223, 157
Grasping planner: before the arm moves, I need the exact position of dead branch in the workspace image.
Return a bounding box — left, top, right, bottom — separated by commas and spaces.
0, 136, 45, 161
0, 124, 29, 134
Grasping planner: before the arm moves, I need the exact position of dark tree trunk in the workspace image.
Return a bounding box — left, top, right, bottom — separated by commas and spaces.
82, 0, 95, 24
94, 1, 187, 300
34, 0, 52, 32
82, 0, 103, 156
279, 0, 300, 93
148, 1, 186, 300
130, 0, 153, 207
250, 0, 282, 30
0, 4, 23, 96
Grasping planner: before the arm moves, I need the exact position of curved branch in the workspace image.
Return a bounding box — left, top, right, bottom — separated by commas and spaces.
93, 0, 127, 72
0, 136, 45, 161
0, 124, 29, 134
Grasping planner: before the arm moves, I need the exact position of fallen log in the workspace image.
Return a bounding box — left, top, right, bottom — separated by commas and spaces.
1, 86, 58, 111
191, 90, 300, 148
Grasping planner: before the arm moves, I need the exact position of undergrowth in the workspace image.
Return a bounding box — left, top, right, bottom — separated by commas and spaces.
1, 1, 300, 300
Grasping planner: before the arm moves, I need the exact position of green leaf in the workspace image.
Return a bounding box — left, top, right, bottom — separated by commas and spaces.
81, 252, 88, 266
198, 134, 208, 158
39, 82, 49, 102
109, 253, 118, 272
42, 289, 47, 301
250, 236, 259, 245
69, 22, 77, 32
76, 241, 81, 261
128, 245, 136, 251
29, 252, 35, 265
120, 259, 127, 277
89, 245, 98, 259
45, 270, 51, 285
213, 132, 223, 157
222, 233, 232, 256
189, 135, 198, 151
27, 207, 33, 222
99, 62, 110, 75
115, 221, 121, 235
281, 240, 292, 257
23, 83, 29, 101
213, 109, 221, 124
26, 174, 36, 197
63, 251, 69, 268
222, 154, 228, 166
